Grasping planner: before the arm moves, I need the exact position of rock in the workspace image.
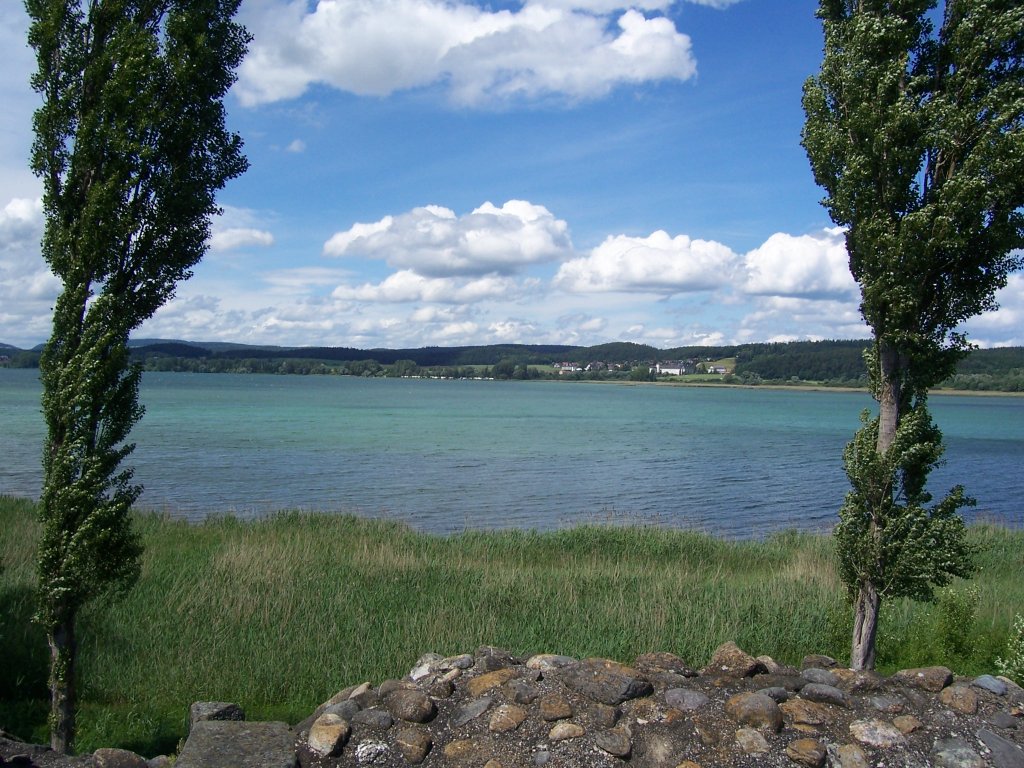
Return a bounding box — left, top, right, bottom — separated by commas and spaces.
93, 748, 148, 768
354, 740, 390, 764
799, 683, 848, 707
147, 758, 172, 768
392, 727, 432, 765
757, 686, 790, 703
475, 646, 520, 671
757, 673, 806, 691
453, 696, 493, 726
975, 675, 1010, 696
801, 667, 839, 687
940, 685, 979, 714
548, 722, 585, 741
557, 658, 653, 705
780, 698, 832, 729
894, 665, 954, 692
489, 704, 528, 733
538, 691, 574, 721
931, 737, 985, 768
725, 692, 783, 732
734, 727, 770, 755
386, 689, 436, 723
188, 701, 245, 729
831, 743, 869, 768
443, 738, 484, 761
869, 694, 905, 713
634, 652, 697, 677
590, 702, 619, 729
756, 655, 782, 674
377, 678, 415, 696
175, 720, 294, 768
664, 688, 710, 711
849, 719, 906, 748
786, 738, 827, 768
595, 727, 632, 758
307, 713, 349, 757
322, 698, 360, 721
505, 678, 539, 705
349, 709, 393, 730
893, 714, 923, 734
989, 711, 1020, 729
702, 641, 763, 677
977, 728, 1024, 768
526, 653, 576, 671
468, 668, 519, 697
802, 654, 837, 669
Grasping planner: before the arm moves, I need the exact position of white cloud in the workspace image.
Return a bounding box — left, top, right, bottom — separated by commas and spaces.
324, 201, 571, 277
236, 1, 697, 107
0, 197, 57, 345
210, 227, 275, 251
332, 270, 530, 304
962, 272, 1024, 347
286, 139, 306, 153
743, 228, 856, 300
555, 230, 738, 294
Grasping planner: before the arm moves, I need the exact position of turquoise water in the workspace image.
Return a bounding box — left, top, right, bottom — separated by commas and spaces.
1, 369, 1021, 536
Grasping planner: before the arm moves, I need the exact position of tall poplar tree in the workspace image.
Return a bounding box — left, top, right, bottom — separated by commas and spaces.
802, 0, 1023, 670
27, 0, 249, 751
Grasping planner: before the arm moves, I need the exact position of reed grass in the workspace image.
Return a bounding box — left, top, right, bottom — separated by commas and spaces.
1, 496, 1020, 756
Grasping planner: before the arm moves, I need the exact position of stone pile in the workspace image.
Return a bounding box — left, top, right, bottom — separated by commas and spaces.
3, 641, 1023, 767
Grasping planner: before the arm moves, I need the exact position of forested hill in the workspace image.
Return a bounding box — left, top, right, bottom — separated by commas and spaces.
2, 338, 1022, 390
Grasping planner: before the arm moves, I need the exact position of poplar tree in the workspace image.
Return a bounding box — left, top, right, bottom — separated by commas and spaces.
802, 0, 1023, 670
27, 0, 249, 751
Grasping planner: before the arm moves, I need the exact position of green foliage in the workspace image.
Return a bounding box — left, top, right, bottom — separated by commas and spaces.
936, 585, 978, 660
835, 404, 976, 604
996, 614, 1024, 685
26, 0, 249, 750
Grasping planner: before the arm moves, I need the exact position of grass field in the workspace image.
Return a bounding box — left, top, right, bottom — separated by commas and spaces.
1, 495, 1021, 756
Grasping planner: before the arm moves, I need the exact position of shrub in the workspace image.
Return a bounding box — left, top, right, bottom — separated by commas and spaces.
996, 614, 1024, 685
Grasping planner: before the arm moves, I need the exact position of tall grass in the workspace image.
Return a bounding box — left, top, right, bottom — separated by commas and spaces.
1, 496, 1021, 756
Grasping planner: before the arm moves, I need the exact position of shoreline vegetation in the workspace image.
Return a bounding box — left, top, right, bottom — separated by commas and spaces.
1, 496, 1022, 756
3, 339, 1024, 393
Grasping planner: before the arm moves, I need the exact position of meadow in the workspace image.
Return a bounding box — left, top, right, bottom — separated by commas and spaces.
1, 495, 1021, 756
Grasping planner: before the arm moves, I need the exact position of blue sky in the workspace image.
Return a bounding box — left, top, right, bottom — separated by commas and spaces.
0, 0, 1020, 350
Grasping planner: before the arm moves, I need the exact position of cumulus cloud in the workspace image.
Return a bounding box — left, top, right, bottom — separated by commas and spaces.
210, 227, 275, 252
554, 230, 739, 294
332, 270, 532, 304
0, 197, 58, 345
324, 201, 571, 278
236, 0, 698, 107
743, 228, 857, 300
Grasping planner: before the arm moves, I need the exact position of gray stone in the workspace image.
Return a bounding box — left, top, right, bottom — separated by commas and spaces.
801, 668, 839, 687
93, 748, 148, 768
849, 719, 906, 748
802, 654, 838, 669
394, 727, 432, 765
758, 673, 807, 691
725, 692, 783, 732
386, 689, 436, 723
595, 727, 632, 758
505, 678, 539, 705
977, 728, 1024, 768
533, 750, 551, 765
664, 688, 710, 711
975, 675, 1010, 696
800, 683, 848, 707
829, 743, 869, 768
188, 702, 245, 729
931, 737, 985, 768
634, 651, 697, 677
526, 654, 576, 671
557, 658, 653, 706
757, 686, 791, 703
323, 699, 361, 721
349, 709, 394, 730
146, 758, 172, 768
175, 720, 295, 768
989, 711, 1020, 729
734, 727, 770, 755
869, 694, 905, 714
475, 645, 520, 671
453, 696, 493, 727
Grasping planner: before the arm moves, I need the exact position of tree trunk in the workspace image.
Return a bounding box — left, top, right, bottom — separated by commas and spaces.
850, 581, 881, 671
48, 616, 77, 754
876, 341, 904, 454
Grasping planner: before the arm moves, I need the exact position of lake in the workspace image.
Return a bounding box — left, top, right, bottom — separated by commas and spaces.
1, 369, 1022, 536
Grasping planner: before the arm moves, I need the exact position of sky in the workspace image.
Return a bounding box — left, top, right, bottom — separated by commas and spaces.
0, 0, 1020, 351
